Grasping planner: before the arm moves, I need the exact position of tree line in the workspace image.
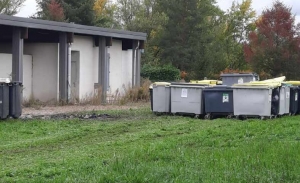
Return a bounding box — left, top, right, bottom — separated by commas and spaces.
2, 0, 300, 80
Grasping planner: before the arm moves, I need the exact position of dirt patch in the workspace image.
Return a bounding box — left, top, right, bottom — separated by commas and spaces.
21, 102, 149, 118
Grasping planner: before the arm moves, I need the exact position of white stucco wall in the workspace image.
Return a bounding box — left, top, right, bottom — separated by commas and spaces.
0, 53, 32, 99
72, 35, 95, 99
24, 43, 58, 102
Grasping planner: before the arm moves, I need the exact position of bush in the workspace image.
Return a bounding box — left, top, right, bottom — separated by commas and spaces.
141, 64, 180, 82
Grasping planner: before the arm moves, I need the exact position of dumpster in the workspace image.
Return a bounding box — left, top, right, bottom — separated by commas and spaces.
0, 82, 10, 119
149, 84, 153, 111
289, 86, 299, 115
9, 82, 22, 119
203, 85, 233, 119
152, 82, 171, 113
278, 84, 290, 116
232, 83, 280, 119
170, 83, 206, 117
220, 73, 259, 86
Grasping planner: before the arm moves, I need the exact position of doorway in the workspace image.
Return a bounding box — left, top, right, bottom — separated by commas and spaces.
71, 51, 80, 102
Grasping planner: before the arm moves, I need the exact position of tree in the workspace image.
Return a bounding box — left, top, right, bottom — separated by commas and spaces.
61, 0, 95, 25
47, 0, 65, 21
35, 0, 96, 25
244, 1, 300, 79
222, 0, 256, 70
94, 0, 120, 28
156, 0, 225, 79
0, 0, 25, 15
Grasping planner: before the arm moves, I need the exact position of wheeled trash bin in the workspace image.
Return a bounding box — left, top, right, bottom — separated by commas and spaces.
220, 73, 259, 86
232, 83, 280, 120
170, 83, 206, 117
9, 82, 22, 119
0, 81, 10, 119
152, 82, 171, 113
289, 86, 299, 115
203, 85, 234, 119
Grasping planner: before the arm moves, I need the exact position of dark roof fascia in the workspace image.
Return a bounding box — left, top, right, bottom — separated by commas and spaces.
0, 14, 147, 41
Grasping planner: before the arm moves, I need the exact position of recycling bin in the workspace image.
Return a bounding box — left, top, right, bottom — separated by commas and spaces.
9, 82, 22, 119
278, 85, 290, 116
152, 82, 171, 113
232, 85, 280, 119
203, 85, 234, 119
0, 83, 10, 119
289, 86, 298, 115
220, 73, 259, 86
170, 83, 206, 117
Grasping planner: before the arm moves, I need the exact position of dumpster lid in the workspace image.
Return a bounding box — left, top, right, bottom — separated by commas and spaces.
232, 82, 280, 88
0, 78, 11, 83
285, 81, 300, 86
190, 80, 219, 84
152, 82, 171, 86
262, 76, 286, 83
204, 85, 232, 89
171, 82, 207, 88
220, 73, 258, 77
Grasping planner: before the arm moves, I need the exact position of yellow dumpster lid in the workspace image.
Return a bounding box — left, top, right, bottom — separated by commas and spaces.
285, 81, 300, 86
262, 76, 286, 83
152, 82, 171, 86
233, 81, 281, 88
189, 80, 219, 84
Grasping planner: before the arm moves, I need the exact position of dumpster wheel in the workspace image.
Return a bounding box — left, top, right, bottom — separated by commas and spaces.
204, 114, 212, 120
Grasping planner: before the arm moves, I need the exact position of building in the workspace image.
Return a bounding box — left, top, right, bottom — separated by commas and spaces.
0, 14, 147, 103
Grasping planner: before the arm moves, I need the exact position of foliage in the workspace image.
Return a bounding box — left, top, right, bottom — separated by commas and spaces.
222, 0, 256, 70
0, 0, 25, 15
156, 0, 227, 80
141, 63, 180, 82
93, 0, 120, 28
46, 0, 65, 21
244, 1, 300, 79
2, 108, 300, 182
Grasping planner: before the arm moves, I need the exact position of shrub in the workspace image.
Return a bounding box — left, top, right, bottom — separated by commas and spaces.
141, 64, 180, 82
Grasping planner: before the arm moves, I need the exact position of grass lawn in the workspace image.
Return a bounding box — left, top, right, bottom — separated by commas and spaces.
1, 107, 300, 182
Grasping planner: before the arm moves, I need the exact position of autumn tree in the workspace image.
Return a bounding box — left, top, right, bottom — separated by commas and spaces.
244, 1, 300, 79
94, 0, 120, 28
222, 0, 256, 70
0, 0, 25, 15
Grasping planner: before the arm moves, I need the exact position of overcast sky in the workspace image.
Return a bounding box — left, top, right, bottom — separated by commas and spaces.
16, 0, 300, 24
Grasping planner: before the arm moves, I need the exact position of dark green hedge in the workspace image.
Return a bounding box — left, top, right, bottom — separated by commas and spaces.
141, 64, 180, 82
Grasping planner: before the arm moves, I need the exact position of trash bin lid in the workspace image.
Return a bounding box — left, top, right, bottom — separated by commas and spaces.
285, 81, 300, 86
262, 76, 286, 83
152, 82, 171, 86
190, 80, 219, 84
220, 73, 258, 77
171, 82, 207, 88
232, 82, 280, 88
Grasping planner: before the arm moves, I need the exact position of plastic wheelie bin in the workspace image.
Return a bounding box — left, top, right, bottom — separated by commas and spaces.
152, 82, 171, 113
285, 81, 300, 114
220, 73, 259, 86
203, 85, 234, 119
9, 82, 22, 119
232, 82, 280, 119
0, 82, 10, 119
170, 83, 206, 117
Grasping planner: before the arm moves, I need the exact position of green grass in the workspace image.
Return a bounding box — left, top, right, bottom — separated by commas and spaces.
1, 107, 300, 182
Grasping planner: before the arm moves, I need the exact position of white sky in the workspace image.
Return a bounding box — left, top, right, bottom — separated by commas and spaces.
16, 0, 300, 24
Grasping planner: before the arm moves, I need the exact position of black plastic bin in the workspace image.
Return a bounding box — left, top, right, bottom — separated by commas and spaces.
289, 86, 299, 115
203, 85, 234, 119
9, 82, 22, 119
0, 83, 10, 119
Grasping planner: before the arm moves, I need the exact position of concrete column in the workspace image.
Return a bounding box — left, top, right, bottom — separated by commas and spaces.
59, 32, 68, 103
98, 37, 108, 103
135, 41, 141, 87
12, 27, 24, 82
132, 40, 138, 87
